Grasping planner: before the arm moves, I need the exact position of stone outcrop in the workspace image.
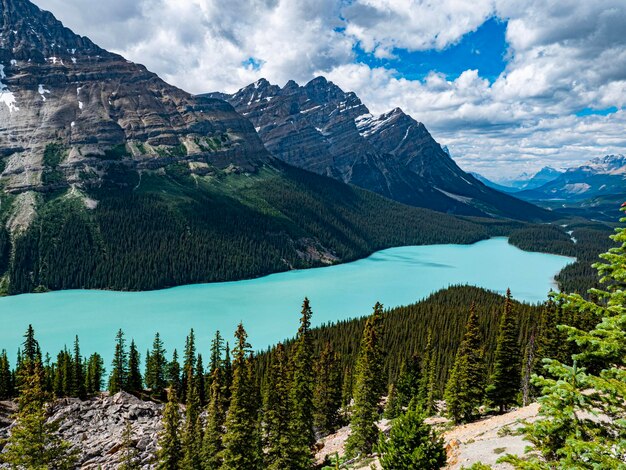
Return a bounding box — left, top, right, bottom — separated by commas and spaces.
0, 392, 164, 469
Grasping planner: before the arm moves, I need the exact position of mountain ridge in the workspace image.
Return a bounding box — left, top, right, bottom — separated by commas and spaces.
205, 77, 551, 221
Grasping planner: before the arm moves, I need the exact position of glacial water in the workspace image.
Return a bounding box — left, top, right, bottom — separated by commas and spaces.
0, 238, 573, 364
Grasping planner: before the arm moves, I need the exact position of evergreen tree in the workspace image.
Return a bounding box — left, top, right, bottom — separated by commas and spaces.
85, 353, 105, 395
420, 331, 438, 415
396, 354, 422, 409
444, 304, 486, 423
182, 368, 203, 469
53, 348, 72, 397
157, 387, 183, 470
222, 342, 232, 404
0, 349, 13, 399
263, 343, 292, 469
289, 298, 315, 468
503, 206, 626, 468
72, 336, 86, 399
313, 342, 342, 435
167, 349, 181, 396
345, 302, 385, 458
195, 354, 206, 405
119, 421, 141, 470
109, 329, 128, 394
22, 324, 41, 365
384, 382, 401, 419
128, 340, 143, 394
486, 290, 521, 413
202, 367, 226, 470
145, 333, 167, 398
182, 328, 196, 402
377, 407, 446, 470
221, 323, 262, 470
209, 331, 224, 374
0, 360, 77, 469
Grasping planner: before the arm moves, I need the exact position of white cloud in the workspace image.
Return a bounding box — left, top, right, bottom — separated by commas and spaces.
31, 0, 626, 178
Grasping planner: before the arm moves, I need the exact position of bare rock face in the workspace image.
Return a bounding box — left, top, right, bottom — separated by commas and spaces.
0, 392, 164, 469
0, 0, 269, 196
210, 78, 550, 221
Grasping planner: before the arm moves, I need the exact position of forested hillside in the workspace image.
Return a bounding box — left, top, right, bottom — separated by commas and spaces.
2, 162, 502, 295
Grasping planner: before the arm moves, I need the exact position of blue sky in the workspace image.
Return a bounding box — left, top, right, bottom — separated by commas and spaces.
354, 17, 508, 83
33, 0, 626, 179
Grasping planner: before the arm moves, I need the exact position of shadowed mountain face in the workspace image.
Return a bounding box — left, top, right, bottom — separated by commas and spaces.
0, 0, 269, 195
208, 77, 550, 221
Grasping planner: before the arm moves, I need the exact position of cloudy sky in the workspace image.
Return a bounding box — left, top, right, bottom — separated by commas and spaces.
33, 0, 626, 179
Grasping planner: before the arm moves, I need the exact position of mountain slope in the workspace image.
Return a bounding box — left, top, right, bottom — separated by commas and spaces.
469, 172, 518, 193
208, 78, 550, 221
517, 155, 626, 201
0, 0, 504, 294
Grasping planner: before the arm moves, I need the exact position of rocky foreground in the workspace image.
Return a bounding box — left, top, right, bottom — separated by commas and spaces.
1, 391, 539, 469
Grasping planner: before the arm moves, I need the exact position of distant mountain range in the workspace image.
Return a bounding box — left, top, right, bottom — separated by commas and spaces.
206, 78, 548, 220
472, 167, 564, 193
0, 0, 534, 294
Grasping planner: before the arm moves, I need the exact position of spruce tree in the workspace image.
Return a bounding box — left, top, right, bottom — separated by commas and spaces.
167, 350, 181, 396
486, 289, 521, 413
182, 368, 203, 469
221, 323, 262, 469
195, 354, 206, 405
128, 340, 143, 394
209, 330, 224, 374
222, 342, 232, 405
182, 328, 196, 402
0, 349, 13, 399
345, 302, 385, 458
396, 354, 422, 409
377, 407, 446, 470
85, 353, 105, 395
202, 367, 226, 470
444, 304, 486, 423
109, 329, 128, 394
420, 331, 438, 415
503, 206, 626, 468
119, 421, 141, 470
384, 382, 401, 419
264, 343, 292, 469
0, 360, 77, 469
145, 333, 167, 398
157, 387, 183, 470
289, 298, 315, 468
313, 342, 342, 435
72, 336, 86, 399
53, 349, 72, 397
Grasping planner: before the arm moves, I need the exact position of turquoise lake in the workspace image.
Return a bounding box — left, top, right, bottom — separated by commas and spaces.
0, 237, 573, 364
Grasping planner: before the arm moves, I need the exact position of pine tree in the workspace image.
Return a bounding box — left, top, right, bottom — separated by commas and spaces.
202, 367, 226, 470
221, 323, 262, 470
167, 350, 181, 396
119, 421, 141, 470
444, 304, 486, 423
182, 368, 203, 469
0, 349, 13, 399
345, 302, 385, 458
313, 342, 342, 435
0, 360, 77, 469
503, 206, 626, 468
486, 289, 521, 413
128, 340, 143, 394
71, 336, 86, 399
182, 328, 196, 403
145, 333, 167, 398
195, 354, 206, 405
209, 331, 224, 374
377, 407, 446, 470
384, 382, 401, 419
419, 331, 437, 415
288, 298, 315, 468
396, 354, 422, 409
85, 353, 105, 395
264, 343, 292, 469
109, 329, 128, 394
157, 387, 183, 470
